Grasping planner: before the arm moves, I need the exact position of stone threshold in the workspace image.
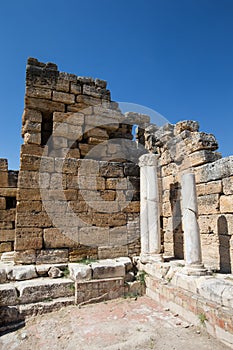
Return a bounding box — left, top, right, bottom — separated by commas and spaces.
139, 259, 233, 349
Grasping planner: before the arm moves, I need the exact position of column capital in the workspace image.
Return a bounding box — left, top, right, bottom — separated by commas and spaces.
138, 153, 159, 167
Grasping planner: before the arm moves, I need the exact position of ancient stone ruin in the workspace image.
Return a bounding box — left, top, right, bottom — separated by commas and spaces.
0, 58, 233, 347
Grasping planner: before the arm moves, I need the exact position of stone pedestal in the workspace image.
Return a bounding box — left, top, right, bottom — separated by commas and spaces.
139, 154, 163, 264
181, 173, 207, 275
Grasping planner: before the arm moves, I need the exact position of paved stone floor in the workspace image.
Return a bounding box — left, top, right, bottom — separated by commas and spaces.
0, 296, 229, 349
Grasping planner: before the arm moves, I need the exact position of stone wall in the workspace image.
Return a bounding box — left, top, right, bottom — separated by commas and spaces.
14, 58, 144, 264
0, 159, 18, 254
145, 121, 233, 271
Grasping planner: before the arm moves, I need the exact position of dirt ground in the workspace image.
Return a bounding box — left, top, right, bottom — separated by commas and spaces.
0, 296, 229, 350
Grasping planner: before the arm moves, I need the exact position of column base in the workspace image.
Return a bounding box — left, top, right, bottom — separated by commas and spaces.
140, 253, 163, 264
182, 263, 207, 276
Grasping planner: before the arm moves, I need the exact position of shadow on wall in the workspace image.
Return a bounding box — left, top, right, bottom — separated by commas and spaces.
170, 182, 184, 259
218, 215, 231, 273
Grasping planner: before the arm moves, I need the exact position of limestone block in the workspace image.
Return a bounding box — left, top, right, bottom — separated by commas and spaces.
106, 178, 127, 190
21, 155, 54, 172
16, 278, 74, 304
0, 209, 15, 222
197, 194, 220, 215
194, 156, 233, 183
67, 124, 83, 141
22, 109, 43, 123
53, 112, 84, 125
44, 228, 79, 248
6, 265, 37, 281
0, 229, 15, 242
52, 91, 75, 104
0, 242, 12, 253
109, 226, 128, 246
69, 246, 98, 262
220, 195, 233, 214
70, 82, 82, 94
162, 175, 175, 191
68, 263, 92, 281
16, 211, 52, 228
196, 180, 222, 196
0, 159, 8, 171
121, 201, 140, 213
188, 150, 221, 167
14, 250, 36, 264
100, 190, 116, 201
18, 170, 50, 189
24, 132, 41, 145
185, 132, 218, 153
83, 84, 105, 98
162, 201, 172, 217
17, 188, 41, 201
36, 249, 69, 264
223, 176, 233, 195
25, 97, 65, 113
15, 228, 43, 250
174, 120, 199, 135
26, 86, 52, 99
85, 115, 119, 131
108, 212, 127, 226
85, 127, 109, 139
99, 163, 124, 178
115, 257, 133, 272
78, 176, 105, 190
0, 197, 6, 209
0, 171, 8, 187
91, 259, 125, 279
79, 143, 94, 157
161, 163, 178, 177
52, 136, 68, 149
79, 227, 110, 246
0, 284, 18, 306
0, 268, 6, 283
67, 148, 81, 159
98, 245, 128, 259
16, 201, 42, 213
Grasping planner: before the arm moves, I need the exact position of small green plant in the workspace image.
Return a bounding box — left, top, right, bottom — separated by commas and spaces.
167, 277, 172, 283
136, 271, 147, 286
198, 312, 208, 325
69, 283, 75, 292
43, 297, 53, 303
124, 292, 138, 299
63, 267, 70, 277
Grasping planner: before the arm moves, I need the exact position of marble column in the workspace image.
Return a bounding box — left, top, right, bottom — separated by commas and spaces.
181, 173, 207, 275
139, 153, 163, 263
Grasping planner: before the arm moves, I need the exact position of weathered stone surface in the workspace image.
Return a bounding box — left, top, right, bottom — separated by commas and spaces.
196, 180, 222, 196
174, 120, 199, 135
35, 263, 67, 276
188, 150, 221, 167
48, 266, 63, 278
222, 176, 233, 195
16, 278, 74, 304
43, 228, 79, 249
115, 257, 133, 272
91, 259, 125, 279
0, 267, 7, 283
0, 242, 12, 253
25, 97, 65, 113
79, 227, 109, 246
69, 263, 92, 281
15, 228, 43, 251
36, 249, 69, 264
6, 265, 37, 281
195, 156, 233, 183
14, 250, 36, 264
0, 197, 6, 210
52, 91, 75, 104
0, 284, 18, 306
220, 195, 233, 214
197, 194, 220, 215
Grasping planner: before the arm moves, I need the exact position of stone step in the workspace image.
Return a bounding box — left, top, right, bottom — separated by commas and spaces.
0, 277, 75, 306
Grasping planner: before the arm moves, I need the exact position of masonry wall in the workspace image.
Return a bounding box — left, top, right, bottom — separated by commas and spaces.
14, 58, 145, 264
0, 159, 18, 254
145, 121, 233, 271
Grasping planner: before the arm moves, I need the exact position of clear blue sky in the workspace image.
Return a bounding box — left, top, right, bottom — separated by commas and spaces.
0, 0, 232, 169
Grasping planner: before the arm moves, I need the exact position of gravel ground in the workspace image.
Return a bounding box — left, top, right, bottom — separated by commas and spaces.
0, 296, 229, 350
